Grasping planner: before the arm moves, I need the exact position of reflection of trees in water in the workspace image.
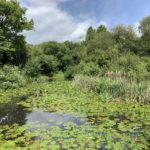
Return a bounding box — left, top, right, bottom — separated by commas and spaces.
0, 95, 31, 125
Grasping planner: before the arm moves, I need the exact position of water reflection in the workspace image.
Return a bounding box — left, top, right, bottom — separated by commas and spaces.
0, 95, 31, 125
26, 111, 85, 127
0, 98, 145, 150
0, 99, 85, 127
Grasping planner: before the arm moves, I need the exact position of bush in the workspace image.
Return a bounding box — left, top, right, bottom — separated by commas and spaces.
25, 57, 41, 77
0, 65, 27, 90
77, 61, 100, 76
25, 55, 58, 77
110, 53, 148, 80
64, 62, 100, 80
64, 65, 77, 80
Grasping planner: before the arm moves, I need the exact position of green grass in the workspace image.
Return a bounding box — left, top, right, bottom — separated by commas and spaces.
73, 75, 150, 103
0, 80, 150, 149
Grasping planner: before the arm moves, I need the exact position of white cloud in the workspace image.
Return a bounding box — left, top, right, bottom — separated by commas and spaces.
21, 0, 95, 44
133, 22, 141, 37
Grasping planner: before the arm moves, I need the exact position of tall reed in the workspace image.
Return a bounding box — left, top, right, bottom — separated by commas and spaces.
73, 74, 150, 103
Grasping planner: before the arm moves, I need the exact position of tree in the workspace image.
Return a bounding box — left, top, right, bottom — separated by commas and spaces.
86, 26, 96, 41
42, 41, 73, 71
139, 16, 150, 36
87, 30, 115, 52
25, 54, 58, 77
97, 25, 107, 33
0, 0, 33, 66
111, 25, 137, 53
139, 16, 150, 55
0, 29, 15, 65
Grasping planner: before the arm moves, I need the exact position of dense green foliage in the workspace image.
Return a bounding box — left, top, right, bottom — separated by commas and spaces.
23, 21, 150, 81
0, 1, 150, 150
1, 0, 150, 82
0, 0, 33, 66
0, 65, 26, 90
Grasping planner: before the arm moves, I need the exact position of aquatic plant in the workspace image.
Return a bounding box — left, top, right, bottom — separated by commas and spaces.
0, 80, 150, 149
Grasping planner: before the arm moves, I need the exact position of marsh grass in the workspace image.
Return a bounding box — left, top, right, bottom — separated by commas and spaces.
73, 74, 150, 103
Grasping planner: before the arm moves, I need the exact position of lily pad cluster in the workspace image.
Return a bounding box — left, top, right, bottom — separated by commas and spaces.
0, 81, 150, 149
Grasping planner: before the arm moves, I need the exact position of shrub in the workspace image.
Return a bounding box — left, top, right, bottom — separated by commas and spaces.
65, 62, 100, 80
25, 57, 41, 77
110, 53, 148, 80
77, 61, 100, 76
25, 55, 58, 77
0, 65, 27, 90
64, 66, 77, 80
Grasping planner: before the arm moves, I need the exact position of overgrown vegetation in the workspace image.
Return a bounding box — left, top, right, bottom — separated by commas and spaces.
0, 81, 150, 149
1, 0, 150, 86
0, 0, 150, 149
73, 74, 150, 103
0, 65, 26, 90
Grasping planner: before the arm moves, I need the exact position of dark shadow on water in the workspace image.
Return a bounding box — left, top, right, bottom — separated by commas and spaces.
0, 94, 32, 125
0, 94, 85, 127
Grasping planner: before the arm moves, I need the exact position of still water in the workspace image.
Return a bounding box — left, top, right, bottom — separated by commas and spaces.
0, 97, 146, 150
0, 102, 85, 127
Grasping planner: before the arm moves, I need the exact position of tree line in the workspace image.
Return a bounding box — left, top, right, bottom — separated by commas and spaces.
0, 0, 150, 89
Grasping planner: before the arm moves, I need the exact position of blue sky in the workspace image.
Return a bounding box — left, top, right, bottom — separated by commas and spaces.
60, 0, 150, 26
22, 0, 150, 44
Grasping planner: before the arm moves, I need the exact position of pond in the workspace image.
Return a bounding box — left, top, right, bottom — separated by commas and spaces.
0, 95, 85, 127
27, 111, 85, 128
0, 82, 149, 149
0, 99, 147, 150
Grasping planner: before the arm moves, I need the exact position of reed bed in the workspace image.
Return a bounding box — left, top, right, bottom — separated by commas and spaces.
73, 73, 150, 103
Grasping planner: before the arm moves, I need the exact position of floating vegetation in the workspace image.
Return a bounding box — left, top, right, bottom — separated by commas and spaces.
0, 81, 150, 149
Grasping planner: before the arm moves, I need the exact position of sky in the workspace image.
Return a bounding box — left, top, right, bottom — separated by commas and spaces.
21, 0, 150, 44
